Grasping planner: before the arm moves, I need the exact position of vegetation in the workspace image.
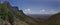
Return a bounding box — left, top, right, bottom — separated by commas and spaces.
0, 2, 40, 25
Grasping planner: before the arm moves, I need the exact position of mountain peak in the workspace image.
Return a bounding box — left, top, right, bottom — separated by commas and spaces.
3, 1, 11, 8
4, 1, 9, 4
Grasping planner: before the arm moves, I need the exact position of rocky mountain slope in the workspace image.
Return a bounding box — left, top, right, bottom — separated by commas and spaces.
0, 1, 39, 25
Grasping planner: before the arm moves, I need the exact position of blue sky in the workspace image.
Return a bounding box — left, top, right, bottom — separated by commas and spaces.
1, 0, 60, 14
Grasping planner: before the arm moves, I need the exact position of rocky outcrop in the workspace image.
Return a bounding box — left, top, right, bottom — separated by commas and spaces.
14, 17, 29, 25
3, 1, 11, 8
12, 6, 19, 11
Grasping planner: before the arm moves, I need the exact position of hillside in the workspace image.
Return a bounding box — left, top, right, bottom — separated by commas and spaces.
38, 12, 60, 25
47, 12, 60, 25
0, 1, 39, 25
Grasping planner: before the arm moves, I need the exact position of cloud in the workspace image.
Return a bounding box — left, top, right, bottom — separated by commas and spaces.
39, 9, 59, 14
23, 8, 31, 14
23, 8, 38, 14
23, 9, 59, 14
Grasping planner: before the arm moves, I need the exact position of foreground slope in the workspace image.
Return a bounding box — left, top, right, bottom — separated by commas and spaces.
47, 13, 60, 25
39, 12, 60, 25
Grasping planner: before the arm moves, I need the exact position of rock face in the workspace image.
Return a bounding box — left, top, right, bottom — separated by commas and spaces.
12, 6, 19, 11
14, 18, 29, 25
0, 1, 39, 25
3, 1, 11, 8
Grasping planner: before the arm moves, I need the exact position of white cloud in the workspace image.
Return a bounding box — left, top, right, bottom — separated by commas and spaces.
23, 8, 38, 14
39, 9, 59, 14
23, 9, 59, 14
23, 9, 31, 14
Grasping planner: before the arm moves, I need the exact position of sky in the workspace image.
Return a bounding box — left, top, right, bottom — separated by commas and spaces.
0, 0, 60, 14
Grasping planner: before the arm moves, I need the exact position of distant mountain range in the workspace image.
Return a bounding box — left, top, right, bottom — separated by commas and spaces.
27, 14, 52, 19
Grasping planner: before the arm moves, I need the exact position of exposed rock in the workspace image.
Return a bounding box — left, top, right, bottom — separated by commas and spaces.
14, 17, 29, 25
3, 1, 11, 8
12, 6, 19, 11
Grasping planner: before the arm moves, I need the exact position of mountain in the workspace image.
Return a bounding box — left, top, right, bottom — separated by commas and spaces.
47, 12, 60, 25
38, 12, 60, 25
0, 1, 39, 25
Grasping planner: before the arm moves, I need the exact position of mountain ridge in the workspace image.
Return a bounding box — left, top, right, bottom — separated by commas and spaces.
0, 1, 40, 25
